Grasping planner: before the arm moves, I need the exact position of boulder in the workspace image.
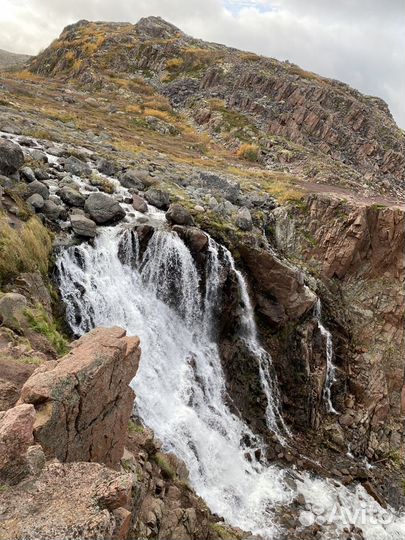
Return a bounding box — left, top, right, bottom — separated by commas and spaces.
0, 404, 35, 485
0, 293, 28, 332
97, 158, 117, 176
30, 149, 48, 163
19, 166, 36, 183
119, 169, 147, 190
132, 193, 148, 213
20, 327, 141, 468
26, 180, 49, 200
64, 155, 91, 177
0, 461, 136, 540
0, 359, 37, 411
166, 204, 195, 226
59, 186, 86, 207
235, 207, 253, 231
144, 188, 170, 210
41, 199, 62, 220
239, 245, 317, 321
70, 214, 97, 238
26, 193, 44, 211
172, 225, 208, 253
0, 139, 24, 175
85, 192, 125, 224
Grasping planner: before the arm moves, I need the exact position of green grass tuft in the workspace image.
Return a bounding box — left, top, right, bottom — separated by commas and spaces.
24, 304, 69, 356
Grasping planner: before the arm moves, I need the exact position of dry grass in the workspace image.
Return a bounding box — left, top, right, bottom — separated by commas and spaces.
144, 108, 175, 123
143, 96, 172, 112
237, 143, 260, 162
0, 215, 52, 285
289, 66, 323, 83
166, 58, 184, 71
13, 70, 41, 82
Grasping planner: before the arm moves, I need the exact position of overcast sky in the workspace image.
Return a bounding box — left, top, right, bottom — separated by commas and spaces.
1, 0, 404, 127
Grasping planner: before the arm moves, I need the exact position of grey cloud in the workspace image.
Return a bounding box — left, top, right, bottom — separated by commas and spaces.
0, 0, 403, 127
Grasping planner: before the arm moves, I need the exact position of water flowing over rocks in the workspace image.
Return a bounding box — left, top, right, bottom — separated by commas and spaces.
0, 15, 404, 539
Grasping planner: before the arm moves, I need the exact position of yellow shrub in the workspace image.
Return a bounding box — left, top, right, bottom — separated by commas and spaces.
143, 108, 174, 123
0, 216, 52, 285
65, 50, 76, 62
237, 143, 260, 162
72, 59, 83, 73
126, 104, 142, 114
14, 70, 41, 82
166, 58, 184, 71
143, 96, 171, 111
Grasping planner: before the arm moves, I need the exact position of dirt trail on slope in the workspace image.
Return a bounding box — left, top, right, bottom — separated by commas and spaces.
293, 180, 405, 210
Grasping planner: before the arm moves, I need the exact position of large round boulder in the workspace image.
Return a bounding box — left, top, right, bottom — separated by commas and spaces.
63, 156, 91, 177
84, 192, 125, 224
118, 169, 147, 190
0, 140, 24, 175
132, 194, 148, 213
166, 204, 195, 226
59, 186, 86, 208
144, 188, 170, 210
26, 180, 49, 201
70, 214, 97, 238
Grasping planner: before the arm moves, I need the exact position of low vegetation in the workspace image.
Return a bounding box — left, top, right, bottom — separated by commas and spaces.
236, 143, 260, 162
0, 215, 52, 286
24, 304, 69, 356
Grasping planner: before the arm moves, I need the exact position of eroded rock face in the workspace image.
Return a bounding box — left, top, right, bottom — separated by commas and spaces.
20, 327, 141, 468
271, 194, 405, 458
239, 244, 317, 323
0, 461, 137, 540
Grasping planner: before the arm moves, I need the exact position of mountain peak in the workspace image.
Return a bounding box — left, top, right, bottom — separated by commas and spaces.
136, 16, 183, 39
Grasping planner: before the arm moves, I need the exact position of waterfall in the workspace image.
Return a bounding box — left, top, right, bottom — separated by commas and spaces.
222, 247, 290, 439
56, 226, 405, 540
314, 299, 338, 414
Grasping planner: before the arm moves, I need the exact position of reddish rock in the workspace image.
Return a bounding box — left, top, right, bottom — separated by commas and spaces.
20, 327, 141, 468
0, 461, 137, 540
0, 404, 35, 485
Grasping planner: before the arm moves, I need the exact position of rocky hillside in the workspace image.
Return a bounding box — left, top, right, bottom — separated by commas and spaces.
0, 15, 404, 540
29, 17, 405, 198
0, 49, 31, 69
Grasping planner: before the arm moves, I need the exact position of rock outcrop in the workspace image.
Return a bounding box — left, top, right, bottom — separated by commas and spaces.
20, 327, 141, 467
0, 461, 136, 540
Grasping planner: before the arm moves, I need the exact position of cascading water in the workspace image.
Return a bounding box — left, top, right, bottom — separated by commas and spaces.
56, 224, 405, 540
314, 299, 338, 414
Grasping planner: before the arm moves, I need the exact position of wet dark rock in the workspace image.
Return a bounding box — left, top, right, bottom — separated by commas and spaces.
64, 156, 91, 177
144, 188, 170, 210
26, 180, 49, 200
0, 140, 24, 175
172, 225, 208, 253
84, 192, 125, 224
19, 166, 36, 183
59, 186, 87, 208
70, 214, 97, 238
132, 193, 148, 213
166, 204, 195, 226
